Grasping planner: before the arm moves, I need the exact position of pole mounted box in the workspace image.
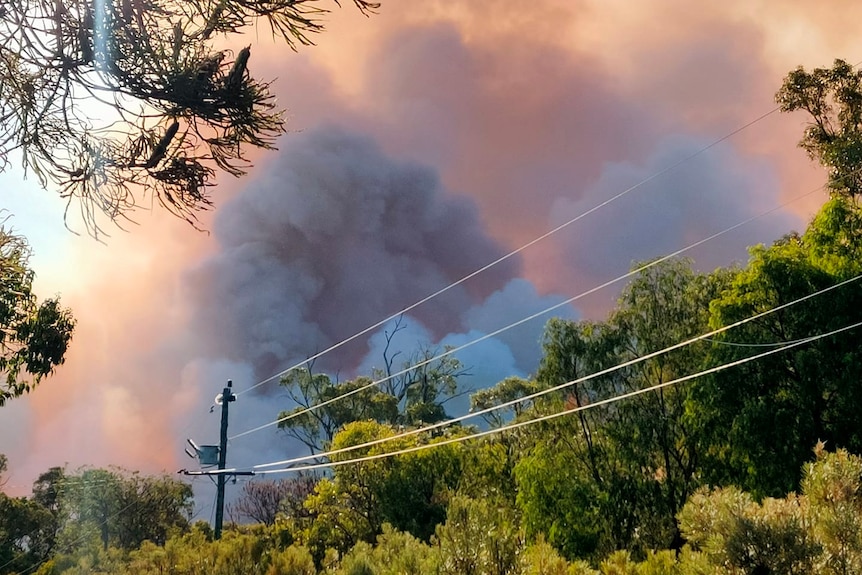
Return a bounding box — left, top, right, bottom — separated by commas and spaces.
198, 445, 220, 466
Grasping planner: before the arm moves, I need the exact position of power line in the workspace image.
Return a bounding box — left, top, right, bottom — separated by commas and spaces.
700, 335, 813, 347
235, 106, 781, 398
243, 271, 862, 470
221, 319, 862, 476
212, 271, 862, 472
228, 178, 824, 441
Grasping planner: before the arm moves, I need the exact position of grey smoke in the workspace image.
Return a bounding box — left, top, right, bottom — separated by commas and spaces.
549, 135, 803, 294
186, 126, 526, 382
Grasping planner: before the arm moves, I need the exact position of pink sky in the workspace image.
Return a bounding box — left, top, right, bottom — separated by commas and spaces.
1, 0, 861, 495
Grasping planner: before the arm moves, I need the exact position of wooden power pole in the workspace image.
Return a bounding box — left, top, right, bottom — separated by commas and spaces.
214, 380, 236, 539
180, 379, 254, 539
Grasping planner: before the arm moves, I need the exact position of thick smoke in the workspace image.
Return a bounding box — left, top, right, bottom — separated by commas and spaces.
354, 278, 579, 413
0, 0, 844, 498
549, 136, 803, 294
187, 126, 523, 381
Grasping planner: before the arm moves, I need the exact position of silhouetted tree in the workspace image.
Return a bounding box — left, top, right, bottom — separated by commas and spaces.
0, 0, 379, 235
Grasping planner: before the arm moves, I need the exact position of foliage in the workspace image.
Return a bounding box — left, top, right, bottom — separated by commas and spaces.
33, 467, 67, 514
370, 318, 469, 425
515, 259, 726, 560
0, 228, 74, 405
470, 376, 538, 427
122, 523, 308, 575
56, 467, 193, 551
369, 524, 440, 575
672, 448, 862, 575
435, 494, 523, 575
777, 59, 862, 198
692, 196, 862, 497
802, 443, 862, 575
319, 524, 439, 575
519, 536, 570, 575
0, 491, 55, 573
300, 421, 463, 561
278, 369, 399, 453
0, 0, 379, 234
456, 437, 521, 504
278, 345, 467, 452
269, 544, 317, 575
515, 439, 609, 561
678, 486, 820, 574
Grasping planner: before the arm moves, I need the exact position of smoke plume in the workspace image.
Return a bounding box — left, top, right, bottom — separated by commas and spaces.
186, 126, 524, 381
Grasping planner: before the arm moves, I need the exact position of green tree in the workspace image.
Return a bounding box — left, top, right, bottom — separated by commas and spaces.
0, 228, 74, 405
457, 437, 522, 505
516, 259, 725, 560
278, 369, 399, 453
776, 59, 862, 198
25, 467, 68, 564
0, 0, 379, 234
371, 318, 469, 425
278, 343, 468, 453
301, 421, 463, 561
0, 492, 55, 574
673, 61, 862, 497
57, 467, 193, 551
33, 467, 66, 514
692, 199, 862, 498
607, 260, 728, 540
470, 376, 538, 428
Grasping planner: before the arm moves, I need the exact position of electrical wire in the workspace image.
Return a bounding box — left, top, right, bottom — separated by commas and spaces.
200, 318, 862, 476
215, 272, 862, 471
228, 177, 825, 441
234, 106, 781, 398
240, 271, 862, 470
700, 335, 813, 347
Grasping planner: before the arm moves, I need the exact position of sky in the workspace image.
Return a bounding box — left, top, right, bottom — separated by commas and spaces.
1, 0, 861, 498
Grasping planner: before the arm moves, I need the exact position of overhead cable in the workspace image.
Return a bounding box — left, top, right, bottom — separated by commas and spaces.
215, 319, 862, 476
228, 178, 823, 441
235, 107, 781, 398
246, 271, 862, 469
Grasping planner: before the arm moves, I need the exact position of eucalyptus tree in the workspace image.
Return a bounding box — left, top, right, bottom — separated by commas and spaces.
0, 229, 74, 405
516, 259, 727, 560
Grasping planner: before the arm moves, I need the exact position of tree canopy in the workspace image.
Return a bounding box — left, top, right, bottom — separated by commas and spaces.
777, 58, 862, 198
278, 344, 467, 453
0, 228, 74, 405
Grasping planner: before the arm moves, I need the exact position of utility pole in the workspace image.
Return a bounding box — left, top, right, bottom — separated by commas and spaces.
179, 379, 254, 539
214, 379, 235, 540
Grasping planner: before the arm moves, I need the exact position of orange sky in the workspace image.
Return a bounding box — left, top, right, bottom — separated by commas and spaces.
2, 0, 862, 495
